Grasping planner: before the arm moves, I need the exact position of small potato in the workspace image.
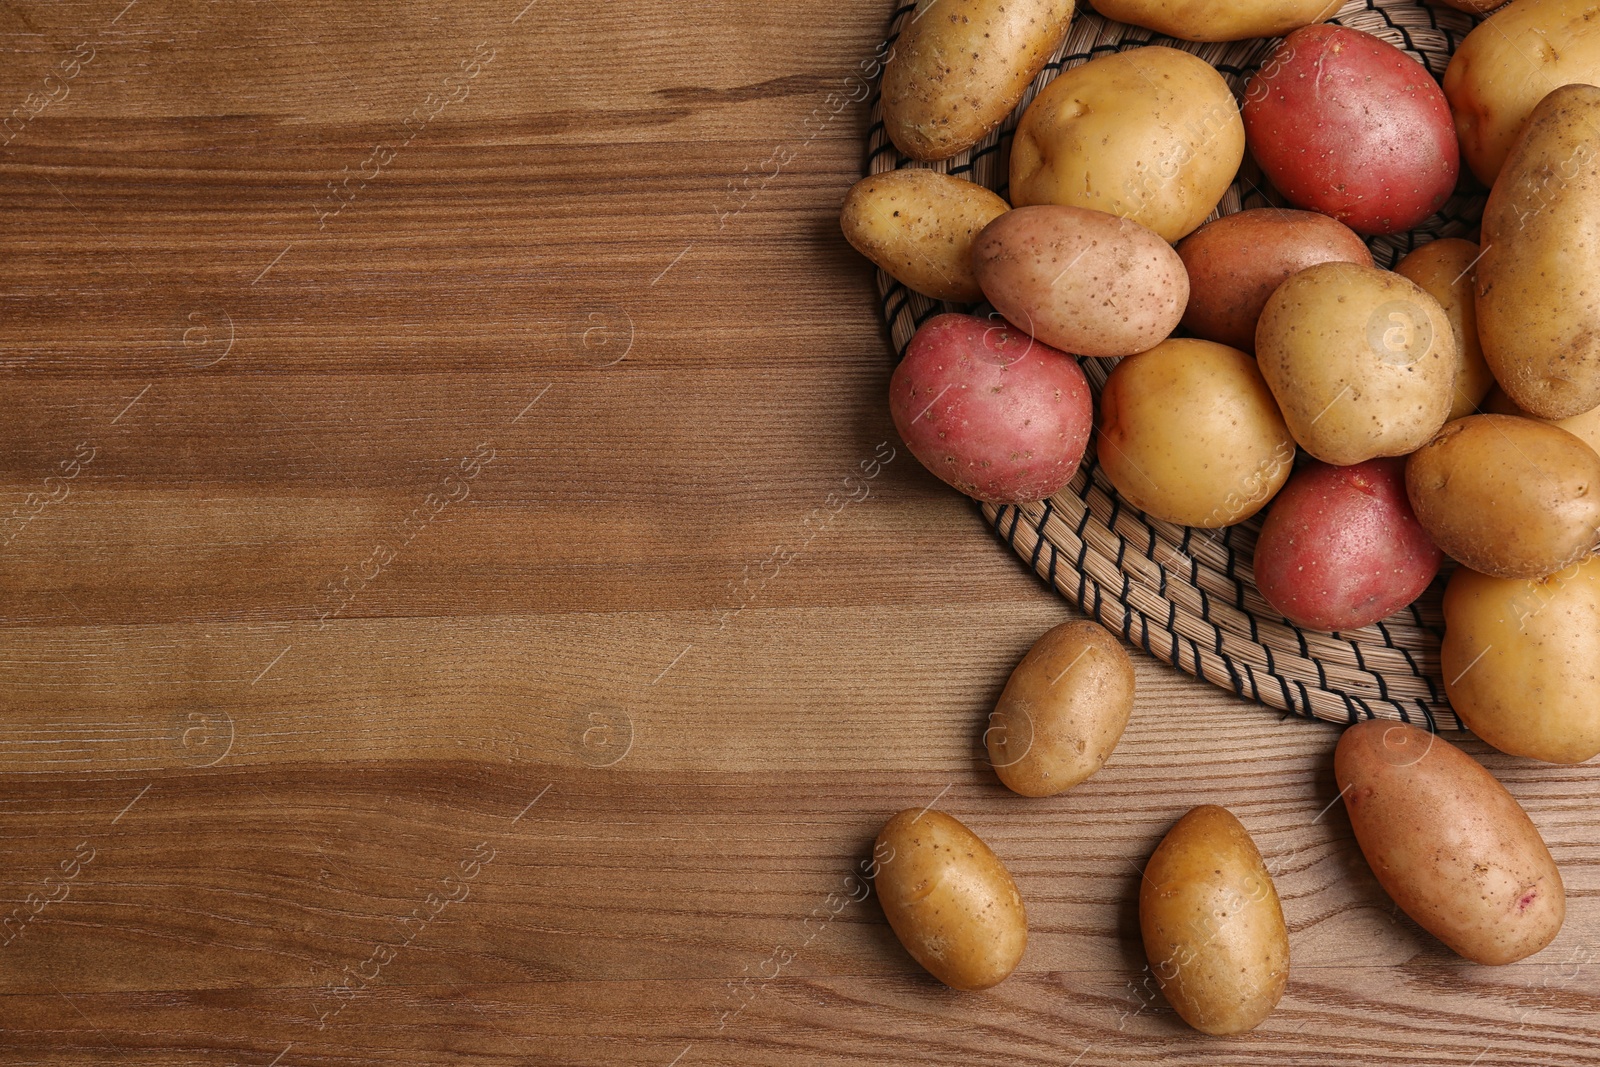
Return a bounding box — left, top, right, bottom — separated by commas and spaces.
986, 621, 1135, 797
1089, 0, 1340, 41
881, 0, 1076, 161
1476, 84, 1600, 420
1244, 26, 1459, 235
1485, 389, 1600, 458
1254, 458, 1442, 633
1010, 46, 1244, 242
1178, 208, 1373, 353
973, 205, 1187, 358
873, 808, 1027, 989
1444, 557, 1600, 765
1098, 339, 1294, 527
1444, 0, 1600, 185
1395, 239, 1495, 422
1336, 721, 1564, 965
839, 170, 1008, 302
1256, 262, 1456, 466
1139, 806, 1289, 1035
1404, 414, 1600, 580
889, 313, 1093, 504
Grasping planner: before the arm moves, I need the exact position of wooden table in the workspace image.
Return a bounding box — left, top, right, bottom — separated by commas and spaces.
1, 1, 1596, 1063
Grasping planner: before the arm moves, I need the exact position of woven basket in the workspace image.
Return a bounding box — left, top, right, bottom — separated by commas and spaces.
866, 0, 1490, 730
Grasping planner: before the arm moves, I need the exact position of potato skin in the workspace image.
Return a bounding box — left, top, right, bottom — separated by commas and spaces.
1335, 721, 1564, 965
1476, 84, 1600, 420
1444, 558, 1600, 765
973, 205, 1187, 358
839, 170, 1008, 302
1395, 239, 1495, 422
889, 313, 1092, 504
873, 809, 1027, 990
1485, 388, 1600, 458
1089, 0, 1340, 41
1098, 339, 1295, 527
1010, 46, 1244, 242
1139, 805, 1289, 1036
881, 0, 1076, 162
1444, 0, 1600, 186
986, 621, 1135, 797
1254, 457, 1443, 633
1178, 208, 1373, 353
1256, 262, 1457, 466
1243, 26, 1459, 235
1404, 414, 1600, 580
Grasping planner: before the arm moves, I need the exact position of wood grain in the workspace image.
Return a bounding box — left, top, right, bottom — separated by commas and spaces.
2, 1, 1598, 1063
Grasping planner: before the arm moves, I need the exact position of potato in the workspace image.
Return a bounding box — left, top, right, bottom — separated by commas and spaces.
889, 313, 1092, 504
1404, 414, 1600, 580
881, 0, 1076, 162
1335, 721, 1564, 965
1436, 0, 1508, 10
1485, 388, 1600, 458
1395, 239, 1495, 422
1256, 262, 1457, 466
1444, 0, 1600, 186
1139, 805, 1288, 1035
986, 621, 1135, 797
1089, 0, 1340, 41
1097, 339, 1294, 527
873, 808, 1027, 989
1178, 208, 1373, 353
1244, 26, 1459, 235
1254, 458, 1443, 633
973, 205, 1187, 358
1009, 46, 1244, 243
1476, 84, 1600, 420
1444, 558, 1600, 765
839, 170, 1008, 302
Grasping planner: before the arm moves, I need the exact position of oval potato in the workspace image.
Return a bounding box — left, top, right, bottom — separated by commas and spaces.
1010, 46, 1244, 242
1256, 262, 1456, 465
1444, 557, 1600, 765
839, 169, 1008, 302
1394, 239, 1495, 422
1140, 805, 1289, 1035
1336, 721, 1564, 965
1404, 414, 1600, 580
1090, 0, 1340, 41
1485, 388, 1600, 458
973, 205, 1187, 357
873, 809, 1027, 989
881, 0, 1076, 161
986, 621, 1135, 797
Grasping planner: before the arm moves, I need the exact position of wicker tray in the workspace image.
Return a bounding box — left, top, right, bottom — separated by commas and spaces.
866, 0, 1490, 730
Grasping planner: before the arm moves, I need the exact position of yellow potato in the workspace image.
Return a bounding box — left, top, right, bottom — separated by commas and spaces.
1098, 339, 1294, 527
873, 809, 1027, 989
1404, 414, 1600, 580
1010, 46, 1244, 242
1336, 721, 1564, 965
839, 170, 1009, 302
1089, 0, 1340, 41
1485, 388, 1600, 457
1256, 262, 1456, 465
881, 0, 1076, 162
1476, 83, 1600, 420
986, 620, 1135, 797
1139, 805, 1289, 1035
1444, 557, 1600, 765
1394, 239, 1494, 422
1443, 0, 1600, 185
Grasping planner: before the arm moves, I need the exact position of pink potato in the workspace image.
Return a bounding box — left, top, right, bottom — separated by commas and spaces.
1253, 457, 1443, 632
1242, 25, 1460, 235
890, 313, 1092, 504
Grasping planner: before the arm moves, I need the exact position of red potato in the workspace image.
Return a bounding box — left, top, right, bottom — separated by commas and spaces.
1242, 25, 1460, 235
890, 313, 1092, 504
1177, 208, 1373, 352
1253, 457, 1442, 632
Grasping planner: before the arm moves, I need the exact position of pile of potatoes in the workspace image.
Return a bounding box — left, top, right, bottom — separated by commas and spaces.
843, 0, 1600, 1036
